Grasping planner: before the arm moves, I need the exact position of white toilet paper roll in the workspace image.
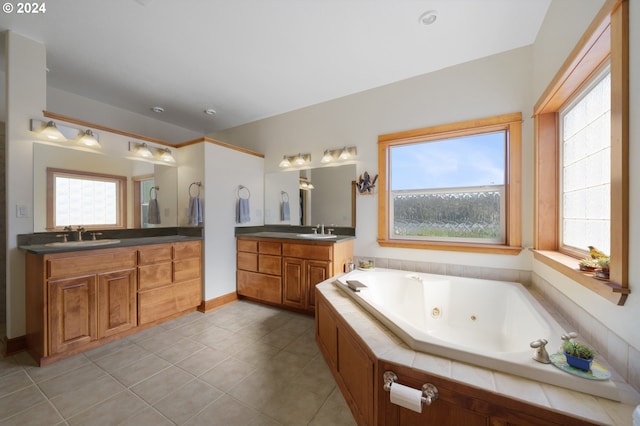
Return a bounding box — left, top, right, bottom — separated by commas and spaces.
389, 382, 423, 413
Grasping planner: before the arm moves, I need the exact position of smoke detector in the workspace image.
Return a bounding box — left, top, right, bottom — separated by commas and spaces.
151, 106, 165, 113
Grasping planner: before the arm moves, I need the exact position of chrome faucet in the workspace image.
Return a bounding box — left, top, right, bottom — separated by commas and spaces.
530, 338, 551, 364
76, 226, 86, 241
316, 224, 325, 234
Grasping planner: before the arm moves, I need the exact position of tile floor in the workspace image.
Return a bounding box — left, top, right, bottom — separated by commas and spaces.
0, 301, 357, 426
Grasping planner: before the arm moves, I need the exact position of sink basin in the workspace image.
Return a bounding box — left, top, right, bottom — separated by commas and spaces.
45, 239, 121, 247
295, 234, 337, 239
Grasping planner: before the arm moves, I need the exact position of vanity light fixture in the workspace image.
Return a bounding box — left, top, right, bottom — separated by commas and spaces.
299, 177, 314, 190
321, 146, 357, 163
77, 129, 101, 148
158, 147, 176, 163
129, 141, 153, 158
278, 153, 311, 168
279, 155, 291, 168
32, 120, 67, 141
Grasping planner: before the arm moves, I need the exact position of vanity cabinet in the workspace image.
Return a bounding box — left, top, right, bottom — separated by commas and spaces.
27, 248, 138, 359
25, 239, 202, 366
137, 240, 202, 325
236, 236, 353, 314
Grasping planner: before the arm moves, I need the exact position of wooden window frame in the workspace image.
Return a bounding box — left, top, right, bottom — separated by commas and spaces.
533, 0, 629, 305
47, 167, 128, 231
377, 112, 522, 255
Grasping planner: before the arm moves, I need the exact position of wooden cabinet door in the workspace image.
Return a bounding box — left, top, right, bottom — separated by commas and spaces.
98, 269, 137, 338
338, 326, 374, 426
316, 298, 338, 369
49, 275, 97, 355
282, 257, 305, 309
305, 260, 330, 312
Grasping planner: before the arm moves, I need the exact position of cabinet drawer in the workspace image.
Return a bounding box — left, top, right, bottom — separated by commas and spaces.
138, 279, 201, 325
237, 270, 282, 304
173, 258, 201, 282
282, 243, 332, 261
138, 245, 172, 265
237, 252, 258, 272
138, 262, 172, 290
47, 250, 137, 279
173, 241, 201, 260
237, 239, 258, 253
259, 241, 281, 255
259, 254, 281, 275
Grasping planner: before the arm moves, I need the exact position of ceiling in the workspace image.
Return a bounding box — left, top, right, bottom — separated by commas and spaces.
0, 0, 551, 134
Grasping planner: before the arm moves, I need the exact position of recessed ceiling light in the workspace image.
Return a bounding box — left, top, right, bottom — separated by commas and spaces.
204, 108, 217, 115
419, 10, 438, 26
151, 106, 164, 113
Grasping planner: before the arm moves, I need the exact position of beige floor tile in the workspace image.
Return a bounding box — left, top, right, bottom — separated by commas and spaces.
130, 366, 195, 404
308, 387, 357, 426
92, 343, 151, 373
50, 374, 125, 418
154, 337, 206, 364
0, 370, 33, 398
0, 356, 23, 379
66, 390, 148, 426
110, 354, 172, 387
83, 338, 133, 361
153, 379, 223, 424
25, 354, 91, 383
0, 385, 47, 421
175, 346, 229, 377
232, 341, 282, 367
38, 364, 106, 399
0, 400, 63, 426
118, 407, 173, 426
184, 394, 261, 426
227, 370, 282, 411
135, 329, 185, 353
262, 382, 328, 426
199, 357, 256, 392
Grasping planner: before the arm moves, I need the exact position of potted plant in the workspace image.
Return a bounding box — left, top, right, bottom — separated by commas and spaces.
562, 340, 596, 371
595, 257, 610, 279
579, 257, 599, 272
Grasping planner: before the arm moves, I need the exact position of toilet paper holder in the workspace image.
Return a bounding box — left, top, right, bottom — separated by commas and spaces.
383, 371, 439, 406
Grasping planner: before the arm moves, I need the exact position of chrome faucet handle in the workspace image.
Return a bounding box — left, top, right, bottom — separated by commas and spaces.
56, 233, 68, 243
561, 332, 578, 342
90, 232, 103, 241
327, 228, 334, 235
64, 226, 73, 232
76, 226, 86, 241
530, 338, 551, 364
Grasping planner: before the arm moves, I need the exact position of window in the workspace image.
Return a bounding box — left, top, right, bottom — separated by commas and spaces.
560, 68, 611, 256
47, 168, 127, 230
378, 112, 522, 255
533, 1, 628, 304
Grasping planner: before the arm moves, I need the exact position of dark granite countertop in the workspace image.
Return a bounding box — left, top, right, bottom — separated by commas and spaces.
19, 227, 203, 254
236, 231, 355, 242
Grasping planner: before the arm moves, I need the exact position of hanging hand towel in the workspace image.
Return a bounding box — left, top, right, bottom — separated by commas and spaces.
237, 198, 250, 223
281, 200, 290, 221
148, 198, 161, 224
188, 195, 203, 226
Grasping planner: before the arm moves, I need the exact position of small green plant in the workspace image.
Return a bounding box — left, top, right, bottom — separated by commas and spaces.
579, 258, 599, 270
562, 340, 596, 360
596, 256, 610, 271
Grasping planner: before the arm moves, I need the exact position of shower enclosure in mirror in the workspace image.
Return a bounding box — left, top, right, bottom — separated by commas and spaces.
264, 164, 356, 228
33, 143, 178, 232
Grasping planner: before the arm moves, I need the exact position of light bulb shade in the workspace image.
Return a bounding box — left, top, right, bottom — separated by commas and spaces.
339, 147, 351, 160
77, 129, 100, 147
159, 148, 176, 163
294, 154, 306, 166
279, 155, 291, 168
137, 143, 153, 158
40, 121, 67, 141
321, 150, 332, 163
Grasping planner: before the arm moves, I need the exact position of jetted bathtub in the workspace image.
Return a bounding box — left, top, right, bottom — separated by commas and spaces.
335, 268, 620, 400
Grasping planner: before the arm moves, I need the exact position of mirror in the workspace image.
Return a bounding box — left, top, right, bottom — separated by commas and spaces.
33, 143, 178, 231
264, 164, 356, 227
